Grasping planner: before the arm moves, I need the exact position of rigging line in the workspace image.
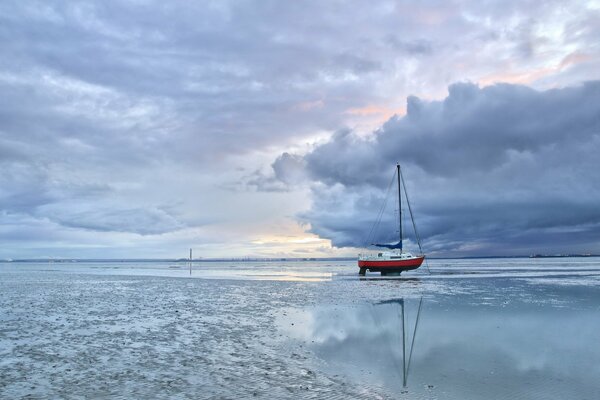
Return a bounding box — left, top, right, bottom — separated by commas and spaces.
363, 170, 396, 247
406, 296, 423, 381
399, 168, 431, 274
399, 168, 422, 253
400, 171, 431, 275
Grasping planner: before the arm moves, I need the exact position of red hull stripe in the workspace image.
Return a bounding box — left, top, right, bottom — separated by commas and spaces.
358, 256, 425, 269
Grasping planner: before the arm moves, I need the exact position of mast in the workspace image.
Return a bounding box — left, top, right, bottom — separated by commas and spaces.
397, 163, 403, 252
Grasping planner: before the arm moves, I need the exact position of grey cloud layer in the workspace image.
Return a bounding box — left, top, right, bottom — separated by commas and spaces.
297, 82, 600, 255
0, 0, 598, 257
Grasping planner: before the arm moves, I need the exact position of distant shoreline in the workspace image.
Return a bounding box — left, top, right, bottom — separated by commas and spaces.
2, 254, 598, 263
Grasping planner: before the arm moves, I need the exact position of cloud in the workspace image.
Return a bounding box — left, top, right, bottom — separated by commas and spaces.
244, 152, 307, 192
0, 0, 599, 257
272, 152, 307, 185
288, 81, 600, 255
38, 204, 185, 235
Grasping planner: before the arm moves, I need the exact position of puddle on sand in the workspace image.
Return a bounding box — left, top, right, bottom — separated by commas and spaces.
277, 298, 428, 396
276, 296, 600, 399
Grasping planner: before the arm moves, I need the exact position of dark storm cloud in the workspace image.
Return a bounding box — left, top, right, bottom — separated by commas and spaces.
308, 81, 600, 180
0, 0, 598, 257
296, 82, 600, 255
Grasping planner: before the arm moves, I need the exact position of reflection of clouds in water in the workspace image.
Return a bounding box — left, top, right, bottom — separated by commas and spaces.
413, 309, 600, 398
279, 298, 600, 399
279, 302, 412, 345
279, 300, 420, 392
419, 311, 600, 373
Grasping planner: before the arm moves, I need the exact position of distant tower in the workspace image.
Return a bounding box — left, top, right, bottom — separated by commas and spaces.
189, 248, 192, 261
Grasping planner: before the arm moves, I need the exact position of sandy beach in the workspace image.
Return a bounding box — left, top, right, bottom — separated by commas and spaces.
1, 259, 599, 399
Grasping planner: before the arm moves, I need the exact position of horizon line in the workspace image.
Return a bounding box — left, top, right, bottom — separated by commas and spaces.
2, 254, 598, 263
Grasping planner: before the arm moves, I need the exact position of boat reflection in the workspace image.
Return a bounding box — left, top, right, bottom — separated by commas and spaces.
278, 297, 425, 393
375, 297, 423, 387
277, 278, 600, 399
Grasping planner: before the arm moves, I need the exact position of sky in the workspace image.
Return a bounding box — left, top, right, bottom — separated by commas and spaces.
1, 0, 599, 259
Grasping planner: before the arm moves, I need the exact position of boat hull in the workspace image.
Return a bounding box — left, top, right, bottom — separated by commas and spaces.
358, 256, 425, 275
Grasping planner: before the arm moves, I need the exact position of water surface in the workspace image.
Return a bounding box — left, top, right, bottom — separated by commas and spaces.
1, 258, 599, 399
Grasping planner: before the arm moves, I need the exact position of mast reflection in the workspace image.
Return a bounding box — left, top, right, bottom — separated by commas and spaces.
374, 297, 424, 387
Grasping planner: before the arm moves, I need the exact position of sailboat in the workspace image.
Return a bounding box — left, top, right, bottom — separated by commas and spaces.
358, 164, 425, 275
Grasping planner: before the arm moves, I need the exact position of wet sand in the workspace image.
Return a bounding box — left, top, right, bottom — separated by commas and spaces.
1, 259, 599, 399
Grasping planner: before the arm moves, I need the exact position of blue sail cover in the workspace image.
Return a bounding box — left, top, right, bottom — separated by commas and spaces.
372, 241, 403, 249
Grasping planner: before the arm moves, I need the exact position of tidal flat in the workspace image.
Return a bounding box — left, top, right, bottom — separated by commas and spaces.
1, 259, 599, 399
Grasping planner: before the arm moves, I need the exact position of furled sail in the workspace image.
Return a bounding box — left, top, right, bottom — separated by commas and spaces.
371, 241, 403, 250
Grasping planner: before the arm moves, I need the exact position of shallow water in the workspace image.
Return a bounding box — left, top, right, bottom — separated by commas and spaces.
1, 258, 599, 399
